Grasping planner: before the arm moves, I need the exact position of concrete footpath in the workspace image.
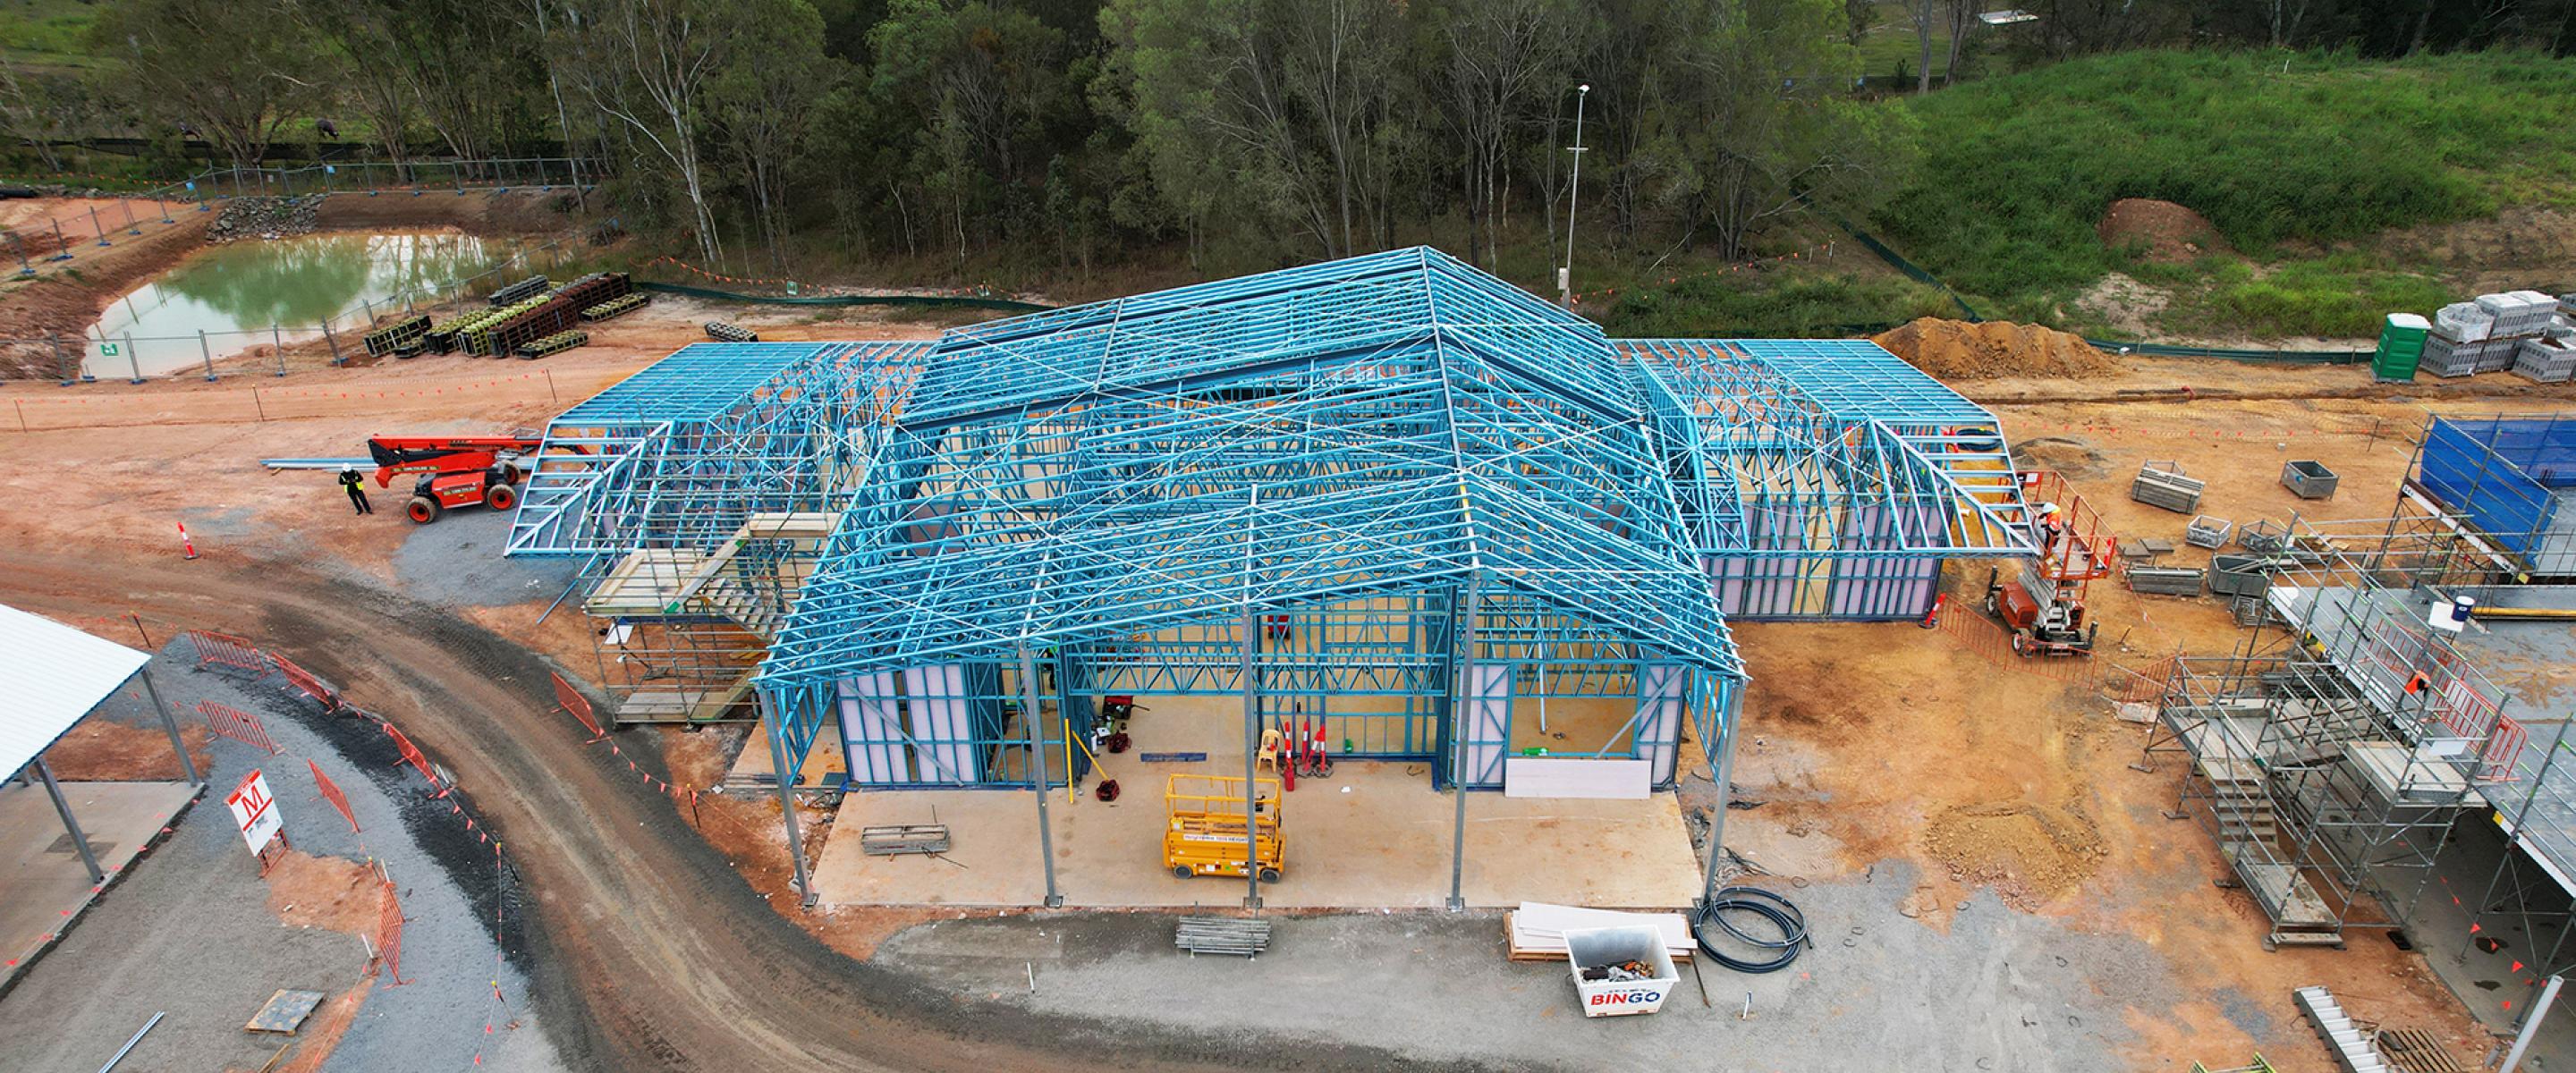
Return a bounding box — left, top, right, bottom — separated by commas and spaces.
0, 644, 567, 1072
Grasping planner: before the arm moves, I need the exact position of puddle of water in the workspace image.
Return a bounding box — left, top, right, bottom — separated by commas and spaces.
82, 232, 527, 378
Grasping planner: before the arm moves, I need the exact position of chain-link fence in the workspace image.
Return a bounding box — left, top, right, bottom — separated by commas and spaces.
20, 235, 586, 384
0, 156, 599, 281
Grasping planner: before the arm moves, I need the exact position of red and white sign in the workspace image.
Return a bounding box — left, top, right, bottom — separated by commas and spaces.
226, 770, 284, 855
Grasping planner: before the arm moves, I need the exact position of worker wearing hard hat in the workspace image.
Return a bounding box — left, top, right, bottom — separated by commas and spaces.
339, 466, 373, 516
2033, 501, 2063, 553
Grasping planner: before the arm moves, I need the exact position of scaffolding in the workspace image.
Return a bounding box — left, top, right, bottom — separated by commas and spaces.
2143, 509, 2524, 946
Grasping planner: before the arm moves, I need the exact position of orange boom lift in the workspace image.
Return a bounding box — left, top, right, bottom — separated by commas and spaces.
367, 434, 546, 524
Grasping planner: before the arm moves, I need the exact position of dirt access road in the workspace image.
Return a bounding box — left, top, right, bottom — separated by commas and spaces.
0, 547, 1446, 1072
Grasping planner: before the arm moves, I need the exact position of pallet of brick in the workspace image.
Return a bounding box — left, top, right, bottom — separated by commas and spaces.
2515, 335, 2576, 384
2420, 332, 2494, 377
2479, 291, 2559, 338
360, 314, 431, 358
2127, 566, 2205, 596
705, 321, 759, 342
2435, 301, 2496, 343
581, 293, 650, 322
515, 329, 587, 359
2131, 462, 2204, 514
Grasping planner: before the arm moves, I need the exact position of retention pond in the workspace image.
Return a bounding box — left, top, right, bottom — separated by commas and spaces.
81, 232, 528, 379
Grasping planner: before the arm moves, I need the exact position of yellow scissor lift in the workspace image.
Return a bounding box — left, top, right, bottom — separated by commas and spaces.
1164, 773, 1284, 883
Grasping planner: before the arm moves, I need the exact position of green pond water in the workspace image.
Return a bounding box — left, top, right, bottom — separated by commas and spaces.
84, 232, 524, 378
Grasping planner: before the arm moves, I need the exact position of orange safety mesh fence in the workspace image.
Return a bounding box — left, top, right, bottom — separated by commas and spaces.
184, 629, 269, 675
267, 651, 343, 713
551, 671, 603, 739
309, 758, 360, 833
376, 879, 409, 985
196, 699, 283, 755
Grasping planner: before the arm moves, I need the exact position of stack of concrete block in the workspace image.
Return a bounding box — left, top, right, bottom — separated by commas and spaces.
2431, 291, 2566, 377
2518, 334, 2576, 384
2483, 291, 2560, 336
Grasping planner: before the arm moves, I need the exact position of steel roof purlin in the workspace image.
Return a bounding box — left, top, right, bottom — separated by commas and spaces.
760, 249, 1739, 690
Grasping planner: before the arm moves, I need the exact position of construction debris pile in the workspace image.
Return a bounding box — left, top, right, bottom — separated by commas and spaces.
206, 195, 324, 242
2423, 291, 2576, 381
1580, 959, 1658, 983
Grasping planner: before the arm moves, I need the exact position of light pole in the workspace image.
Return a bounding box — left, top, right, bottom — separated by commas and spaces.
1559, 83, 1590, 310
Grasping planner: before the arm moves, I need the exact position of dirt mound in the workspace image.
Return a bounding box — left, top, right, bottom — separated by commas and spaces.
1922, 801, 2106, 908
2097, 198, 2230, 263
1872, 317, 2122, 381
2012, 435, 2109, 480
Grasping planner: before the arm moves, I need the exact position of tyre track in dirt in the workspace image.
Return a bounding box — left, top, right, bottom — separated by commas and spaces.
0, 549, 1459, 1072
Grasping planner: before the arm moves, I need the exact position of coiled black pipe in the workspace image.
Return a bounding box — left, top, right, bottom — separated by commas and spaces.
1692, 885, 1808, 974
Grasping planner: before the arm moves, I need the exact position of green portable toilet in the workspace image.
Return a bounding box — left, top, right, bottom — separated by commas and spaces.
2376, 312, 2428, 382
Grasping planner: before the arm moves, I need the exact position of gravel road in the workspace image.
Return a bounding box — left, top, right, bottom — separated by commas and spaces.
0, 548, 1430, 1072
0, 643, 558, 1072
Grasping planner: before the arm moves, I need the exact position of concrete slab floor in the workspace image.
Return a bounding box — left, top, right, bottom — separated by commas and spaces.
2402, 820, 2576, 1071
811, 759, 1704, 909
0, 779, 199, 992
811, 688, 1703, 909
875, 863, 2184, 1072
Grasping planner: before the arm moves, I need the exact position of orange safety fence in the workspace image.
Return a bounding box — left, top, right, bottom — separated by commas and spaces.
382, 722, 443, 794
376, 879, 409, 985
309, 758, 360, 833
551, 671, 603, 739
184, 629, 269, 676
268, 651, 343, 713
196, 699, 283, 755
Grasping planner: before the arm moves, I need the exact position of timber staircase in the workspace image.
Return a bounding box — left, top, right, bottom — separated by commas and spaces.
585, 511, 838, 724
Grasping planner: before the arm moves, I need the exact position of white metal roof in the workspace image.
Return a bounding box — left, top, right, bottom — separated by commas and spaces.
0, 603, 149, 781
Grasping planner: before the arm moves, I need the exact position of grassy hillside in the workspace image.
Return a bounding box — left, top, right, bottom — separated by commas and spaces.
1873, 48, 2576, 335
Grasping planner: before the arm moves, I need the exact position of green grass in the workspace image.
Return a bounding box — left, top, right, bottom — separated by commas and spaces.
2138, 253, 2454, 340
1873, 48, 2576, 309
1602, 270, 1956, 339
0, 0, 98, 61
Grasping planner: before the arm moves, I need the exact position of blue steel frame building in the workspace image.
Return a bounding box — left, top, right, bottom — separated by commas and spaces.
508, 248, 2038, 904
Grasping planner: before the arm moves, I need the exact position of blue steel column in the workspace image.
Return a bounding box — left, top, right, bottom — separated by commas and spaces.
1017, 645, 1063, 908
1696, 676, 1743, 906
757, 689, 815, 907
1241, 603, 1263, 908
1445, 572, 1482, 912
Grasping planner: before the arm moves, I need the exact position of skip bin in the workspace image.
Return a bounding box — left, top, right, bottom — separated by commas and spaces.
1563, 925, 1679, 1018
2280, 460, 2338, 500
